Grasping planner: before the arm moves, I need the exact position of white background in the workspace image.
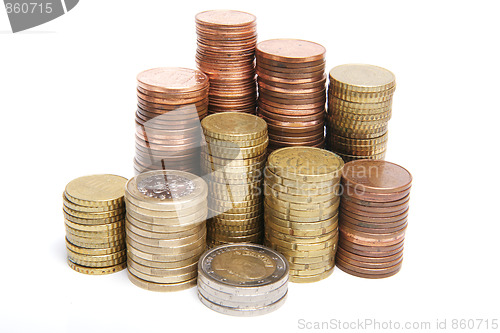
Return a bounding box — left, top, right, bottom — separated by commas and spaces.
1, 1, 499, 332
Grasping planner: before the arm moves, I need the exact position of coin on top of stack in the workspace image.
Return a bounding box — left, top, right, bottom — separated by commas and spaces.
201, 112, 268, 248
63, 174, 128, 275
256, 39, 326, 152
326, 64, 396, 162
337, 160, 412, 279
264, 147, 344, 282
198, 244, 289, 316
196, 10, 257, 114
125, 170, 208, 291
135, 67, 209, 175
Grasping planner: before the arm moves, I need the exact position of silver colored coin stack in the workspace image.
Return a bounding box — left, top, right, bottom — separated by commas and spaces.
197, 244, 289, 316
125, 170, 208, 292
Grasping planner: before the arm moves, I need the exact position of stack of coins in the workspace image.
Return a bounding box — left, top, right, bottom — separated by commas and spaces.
195, 10, 257, 114
197, 244, 289, 316
263, 147, 344, 282
326, 64, 396, 162
63, 174, 128, 274
256, 39, 326, 152
200, 112, 268, 247
124, 170, 208, 291
337, 160, 411, 278
135, 67, 209, 175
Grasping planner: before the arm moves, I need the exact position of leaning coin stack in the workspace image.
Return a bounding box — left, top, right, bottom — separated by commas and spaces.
337, 160, 411, 278
124, 170, 208, 291
198, 244, 289, 316
63, 174, 128, 274
135, 67, 209, 175
256, 39, 326, 152
195, 10, 257, 114
201, 112, 268, 247
264, 147, 344, 282
326, 64, 396, 162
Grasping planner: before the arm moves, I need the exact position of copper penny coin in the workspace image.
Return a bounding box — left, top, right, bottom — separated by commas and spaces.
339, 224, 406, 247
341, 206, 409, 223
342, 160, 413, 194
256, 39, 325, 63
342, 193, 410, 208
336, 250, 403, 269
337, 246, 403, 264
258, 100, 324, 115
336, 258, 402, 279
257, 61, 325, 74
340, 217, 408, 235
340, 199, 409, 216
339, 211, 408, 230
259, 97, 325, 110
339, 238, 404, 254
256, 56, 325, 69
258, 108, 324, 123
342, 184, 411, 202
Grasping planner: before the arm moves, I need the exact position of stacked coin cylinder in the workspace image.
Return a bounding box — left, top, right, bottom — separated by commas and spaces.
125, 170, 208, 291
63, 174, 128, 275
337, 160, 411, 278
197, 244, 289, 316
264, 147, 344, 282
326, 64, 396, 162
134, 67, 209, 175
201, 112, 268, 247
196, 10, 257, 114
256, 39, 326, 152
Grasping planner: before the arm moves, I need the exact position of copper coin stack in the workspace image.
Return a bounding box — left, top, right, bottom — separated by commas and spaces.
200, 112, 268, 248
256, 39, 326, 152
134, 67, 209, 175
326, 64, 396, 162
195, 10, 257, 114
264, 147, 344, 283
125, 170, 208, 291
337, 160, 412, 279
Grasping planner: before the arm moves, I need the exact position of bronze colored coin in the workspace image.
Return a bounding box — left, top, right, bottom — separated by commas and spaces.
257, 66, 325, 80
340, 211, 408, 230
258, 61, 325, 74
337, 245, 403, 264
259, 96, 325, 110
342, 160, 412, 194
259, 107, 324, 123
330, 86, 395, 104
258, 100, 324, 115
136, 108, 205, 124
339, 238, 404, 256
266, 122, 324, 136
196, 10, 256, 27
136, 100, 208, 114
339, 224, 406, 246
256, 56, 325, 70
137, 67, 209, 94
340, 199, 409, 217
256, 39, 325, 63
136, 85, 208, 100
329, 64, 395, 93
268, 132, 324, 145
268, 137, 324, 148
261, 114, 324, 128
342, 184, 410, 202
341, 206, 409, 224
259, 77, 327, 91
336, 259, 401, 279
336, 256, 402, 276
340, 217, 407, 235
342, 193, 410, 208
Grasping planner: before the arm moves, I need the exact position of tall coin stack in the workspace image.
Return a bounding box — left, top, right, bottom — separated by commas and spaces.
256, 39, 326, 152
326, 64, 396, 162
135, 67, 209, 175
264, 147, 344, 282
337, 160, 411, 279
198, 244, 289, 316
195, 10, 257, 114
63, 174, 128, 274
124, 170, 208, 291
201, 112, 268, 248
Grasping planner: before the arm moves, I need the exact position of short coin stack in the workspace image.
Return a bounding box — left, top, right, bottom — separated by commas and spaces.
125, 170, 208, 291
197, 244, 289, 316
63, 174, 128, 274
337, 160, 411, 278
195, 10, 257, 114
256, 39, 326, 152
326, 64, 396, 162
135, 67, 209, 175
201, 112, 268, 247
264, 147, 344, 282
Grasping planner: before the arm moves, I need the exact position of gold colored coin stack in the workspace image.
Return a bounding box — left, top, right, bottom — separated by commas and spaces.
135, 67, 209, 175
201, 112, 268, 248
326, 64, 396, 162
125, 170, 208, 292
63, 174, 128, 275
256, 39, 326, 152
195, 10, 257, 114
264, 147, 344, 282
